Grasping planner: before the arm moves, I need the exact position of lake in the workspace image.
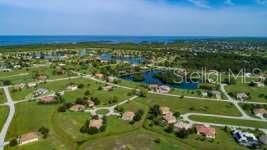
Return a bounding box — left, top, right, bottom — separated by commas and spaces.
121, 70, 198, 90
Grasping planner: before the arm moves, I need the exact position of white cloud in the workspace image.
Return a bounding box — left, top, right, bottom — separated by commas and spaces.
225, 0, 234, 6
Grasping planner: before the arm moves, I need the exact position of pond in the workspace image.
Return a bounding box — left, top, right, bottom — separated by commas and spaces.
121, 70, 198, 90
100, 53, 145, 65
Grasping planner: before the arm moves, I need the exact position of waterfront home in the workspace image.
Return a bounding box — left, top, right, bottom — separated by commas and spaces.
89, 118, 103, 129
196, 124, 216, 139
173, 121, 193, 131
201, 91, 208, 97
159, 85, 171, 94
69, 104, 85, 112
236, 93, 249, 101
232, 130, 258, 147
122, 111, 135, 121
18, 132, 39, 145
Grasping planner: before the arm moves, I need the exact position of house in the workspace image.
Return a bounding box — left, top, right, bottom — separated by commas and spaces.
27, 82, 37, 88
108, 76, 116, 83
122, 111, 135, 121
95, 73, 104, 79
259, 135, 267, 145
34, 88, 49, 97
196, 124, 216, 139
162, 112, 177, 124
255, 82, 264, 87
14, 83, 25, 90
236, 93, 249, 101
37, 75, 47, 81
39, 96, 56, 104
18, 132, 39, 145
232, 130, 258, 147
69, 104, 85, 112
89, 118, 103, 129
173, 121, 193, 131
87, 100, 95, 108
66, 84, 78, 91
253, 108, 267, 118
159, 85, 171, 94
159, 106, 176, 124
103, 85, 113, 91
201, 91, 208, 97
149, 84, 159, 92
160, 106, 170, 115
208, 90, 221, 99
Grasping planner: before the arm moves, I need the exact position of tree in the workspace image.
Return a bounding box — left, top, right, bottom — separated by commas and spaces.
2, 80, 11, 85
175, 129, 189, 138
264, 78, 267, 86
9, 138, 18, 147
133, 109, 144, 122
38, 126, 49, 138
173, 112, 180, 118
78, 83, 84, 89
84, 90, 91, 96
57, 105, 67, 112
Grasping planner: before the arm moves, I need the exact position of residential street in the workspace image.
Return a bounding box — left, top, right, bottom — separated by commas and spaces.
0, 87, 15, 150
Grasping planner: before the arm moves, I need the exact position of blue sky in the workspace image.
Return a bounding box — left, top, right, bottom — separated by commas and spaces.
0, 0, 267, 36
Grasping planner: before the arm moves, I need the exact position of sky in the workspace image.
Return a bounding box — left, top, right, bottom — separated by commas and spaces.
0, 0, 267, 36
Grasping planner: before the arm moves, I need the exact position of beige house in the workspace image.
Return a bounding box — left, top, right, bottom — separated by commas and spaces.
89, 118, 103, 129
103, 85, 113, 91
39, 96, 56, 104
95, 73, 104, 79
253, 108, 267, 118
160, 106, 176, 124
122, 111, 135, 121
19, 132, 39, 145
160, 106, 171, 115
69, 104, 85, 112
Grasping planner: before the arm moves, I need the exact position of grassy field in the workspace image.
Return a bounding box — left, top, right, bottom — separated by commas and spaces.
225, 78, 267, 103
189, 115, 267, 129
0, 106, 8, 130
10, 78, 131, 104
137, 94, 241, 116
79, 129, 193, 150
0, 88, 6, 103
6, 102, 63, 150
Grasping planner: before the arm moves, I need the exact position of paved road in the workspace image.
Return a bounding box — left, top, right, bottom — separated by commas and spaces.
86, 96, 138, 117
220, 84, 251, 119
0, 87, 15, 150
182, 112, 267, 134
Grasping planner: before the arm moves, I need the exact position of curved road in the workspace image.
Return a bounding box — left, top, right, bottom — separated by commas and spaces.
0, 87, 15, 150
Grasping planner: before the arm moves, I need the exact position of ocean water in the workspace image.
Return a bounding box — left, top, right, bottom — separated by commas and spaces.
0, 35, 214, 46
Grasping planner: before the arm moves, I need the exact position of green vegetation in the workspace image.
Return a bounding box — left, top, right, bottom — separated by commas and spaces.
137, 94, 241, 116
0, 88, 6, 103
0, 106, 8, 130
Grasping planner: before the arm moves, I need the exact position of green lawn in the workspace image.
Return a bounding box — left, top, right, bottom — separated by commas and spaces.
79, 129, 193, 150
6, 102, 63, 150
225, 79, 267, 103
189, 115, 267, 129
137, 94, 241, 116
0, 106, 8, 130
0, 88, 6, 103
